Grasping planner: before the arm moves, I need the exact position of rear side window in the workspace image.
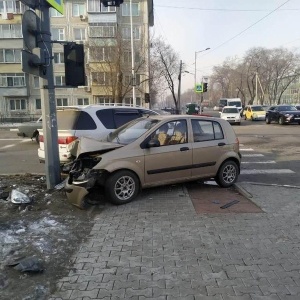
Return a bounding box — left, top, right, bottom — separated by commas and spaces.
96, 108, 141, 129
192, 119, 224, 142
57, 110, 96, 130
76, 111, 97, 130
114, 109, 141, 128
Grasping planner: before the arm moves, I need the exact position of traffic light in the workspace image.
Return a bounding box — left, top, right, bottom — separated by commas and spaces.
101, 0, 124, 7
64, 43, 85, 87
203, 83, 208, 92
21, 9, 44, 77
145, 93, 150, 103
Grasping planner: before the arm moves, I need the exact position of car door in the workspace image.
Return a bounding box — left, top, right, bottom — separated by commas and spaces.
267, 106, 276, 121
143, 120, 192, 185
191, 119, 228, 178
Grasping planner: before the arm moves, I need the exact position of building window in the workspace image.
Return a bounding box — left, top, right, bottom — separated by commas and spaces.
56, 98, 68, 106
122, 26, 140, 39
72, 3, 85, 16
33, 76, 39, 88
92, 72, 114, 85
51, 28, 65, 41
53, 52, 64, 64
87, 0, 100, 12
124, 74, 140, 86
89, 46, 113, 62
124, 97, 141, 106
0, 74, 25, 87
55, 75, 65, 86
95, 96, 113, 105
101, 3, 116, 12
89, 25, 115, 38
36, 98, 41, 110
0, 0, 25, 13
123, 50, 141, 64
0, 49, 21, 63
122, 2, 139, 16
0, 24, 22, 38
73, 28, 86, 41
50, 7, 63, 17
77, 98, 89, 105
9, 99, 26, 110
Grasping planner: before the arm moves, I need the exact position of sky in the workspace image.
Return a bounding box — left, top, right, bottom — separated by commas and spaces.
152, 0, 300, 94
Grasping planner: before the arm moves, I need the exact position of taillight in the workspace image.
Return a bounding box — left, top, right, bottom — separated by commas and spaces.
58, 136, 78, 144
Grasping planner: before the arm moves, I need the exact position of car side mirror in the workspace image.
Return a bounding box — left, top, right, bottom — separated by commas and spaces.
147, 139, 160, 148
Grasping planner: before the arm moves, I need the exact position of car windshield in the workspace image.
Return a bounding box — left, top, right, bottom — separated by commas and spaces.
251, 106, 264, 111
228, 101, 241, 107
223, 108, 238, 113
277, 105, 297, 111
107, 117, 160, 145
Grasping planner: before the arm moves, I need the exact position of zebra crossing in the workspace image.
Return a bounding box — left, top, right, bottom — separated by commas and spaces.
239, 144, 295, 175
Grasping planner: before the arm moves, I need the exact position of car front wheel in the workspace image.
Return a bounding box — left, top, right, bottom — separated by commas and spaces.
278, 117, 285, 125
265, 116, 270, 124
105, 170, 139, 205
215, 160, 239, 188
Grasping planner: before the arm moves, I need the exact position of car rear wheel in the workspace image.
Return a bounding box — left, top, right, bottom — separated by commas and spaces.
278, 117, 285, 125
265, 116, 270, 124
105, 170, 139, 205
215, 160, 239, 188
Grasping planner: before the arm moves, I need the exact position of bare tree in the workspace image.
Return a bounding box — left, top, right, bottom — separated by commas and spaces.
150, 36, 180, 110
86, 27, 149, 104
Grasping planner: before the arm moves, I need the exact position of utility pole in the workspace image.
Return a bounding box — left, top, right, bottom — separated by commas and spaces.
255, 72, 258, 105
39, 2, 61, 189
177, 60, 182, 114
129, 0, 136, 106
21, 0, 62, 189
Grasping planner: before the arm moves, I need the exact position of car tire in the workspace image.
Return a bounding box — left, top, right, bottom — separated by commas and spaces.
279, 117, 285, 125
251, 116, 254, 121
105, 170, 139, 205
265, 116, 270, 124
35, 133, 39, 143
244, 115, 247, 120
215, 160, 239, 188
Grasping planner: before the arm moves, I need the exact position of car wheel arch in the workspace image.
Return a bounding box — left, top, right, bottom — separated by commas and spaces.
216, 157, 240, 175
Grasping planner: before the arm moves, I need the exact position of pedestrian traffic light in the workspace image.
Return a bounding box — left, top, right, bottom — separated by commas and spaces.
203, 83, 208, 92
101, 0, 123, 7
64, 43, 85, 87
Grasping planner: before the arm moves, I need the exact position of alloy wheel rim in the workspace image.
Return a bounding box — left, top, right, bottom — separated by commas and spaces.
114, 176, 135, 201
222, 165, 236, 184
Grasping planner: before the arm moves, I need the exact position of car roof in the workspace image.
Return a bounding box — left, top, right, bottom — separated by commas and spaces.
222, 106, 239, 109
56, 105, 157, 112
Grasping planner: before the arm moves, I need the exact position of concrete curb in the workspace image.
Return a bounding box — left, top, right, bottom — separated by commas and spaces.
234, 182, 253, 199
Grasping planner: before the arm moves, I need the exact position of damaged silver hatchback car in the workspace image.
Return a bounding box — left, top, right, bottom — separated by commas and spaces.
65, 115, 241, 208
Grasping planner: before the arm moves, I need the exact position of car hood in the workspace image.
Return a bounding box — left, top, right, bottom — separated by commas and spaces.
69, 136, 124, 158
281, 110, 300, 114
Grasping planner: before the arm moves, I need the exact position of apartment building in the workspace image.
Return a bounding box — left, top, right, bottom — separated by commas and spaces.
0, 0, 154, 120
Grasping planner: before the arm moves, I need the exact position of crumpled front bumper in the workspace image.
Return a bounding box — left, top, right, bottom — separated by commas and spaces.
65, 176, 96, 209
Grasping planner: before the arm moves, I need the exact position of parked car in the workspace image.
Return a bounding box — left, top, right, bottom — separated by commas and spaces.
38, 105, 159, 164
17, 116, 42, 143
244, 105, 266, 121
265, 105, 300, 125
219, 106, 241, 125
64, 115, 241, 208
295, 104, 300, 110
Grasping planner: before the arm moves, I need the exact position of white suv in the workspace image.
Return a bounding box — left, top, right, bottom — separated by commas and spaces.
38, 105, 158, 164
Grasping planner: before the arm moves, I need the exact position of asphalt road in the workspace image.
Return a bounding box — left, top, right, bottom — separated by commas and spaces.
0, 115, 300, 186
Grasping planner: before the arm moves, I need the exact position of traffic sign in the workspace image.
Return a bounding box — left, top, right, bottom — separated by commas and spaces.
46, 0, 64, 14
195, 84, 203, 93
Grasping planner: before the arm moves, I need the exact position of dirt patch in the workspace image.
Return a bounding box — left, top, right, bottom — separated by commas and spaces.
0, 174, 103, 300
186, 181, 263, 214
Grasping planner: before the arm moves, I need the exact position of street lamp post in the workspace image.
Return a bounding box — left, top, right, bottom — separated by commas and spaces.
130, 0, 136, 106
194, 47, 210, 107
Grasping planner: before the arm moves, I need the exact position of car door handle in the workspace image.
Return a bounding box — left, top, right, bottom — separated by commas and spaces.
180, 147, 189, 151
218, 142, 226, 146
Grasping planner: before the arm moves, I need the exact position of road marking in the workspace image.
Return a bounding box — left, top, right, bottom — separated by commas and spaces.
240, 148, 254, 151
0, 140, 29, 150
242, 154, 264, 157
242, 161, 276, 164
241, 169, 295, 174
0, 138, 29, 141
